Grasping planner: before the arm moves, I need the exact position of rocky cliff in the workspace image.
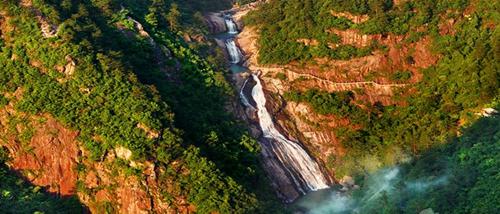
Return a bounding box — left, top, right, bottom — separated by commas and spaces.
0, 1, 266, 212
0, 97, 189, 213
204, 12, 227, 34
233, 7, 441, 179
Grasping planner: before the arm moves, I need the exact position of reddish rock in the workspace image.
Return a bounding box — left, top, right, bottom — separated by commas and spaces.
7, 117, 79, 196
232, 4, 445, 184
115, 177, 151, 214
0, 107, 186, 213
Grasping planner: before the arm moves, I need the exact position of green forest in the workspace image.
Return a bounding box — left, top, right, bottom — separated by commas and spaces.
294, 115, 499, 213
253, 0, 499, 174
0, 0, 280, 213
0, 0, 498, 213
251, 0, 499, 212
353, 115, 500, 213
244, 0, 490, 64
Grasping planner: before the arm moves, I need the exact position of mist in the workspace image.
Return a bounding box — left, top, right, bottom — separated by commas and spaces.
293, 167, 450, 214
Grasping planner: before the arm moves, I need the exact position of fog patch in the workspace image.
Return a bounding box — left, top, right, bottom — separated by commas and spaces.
292, 167, 449, 213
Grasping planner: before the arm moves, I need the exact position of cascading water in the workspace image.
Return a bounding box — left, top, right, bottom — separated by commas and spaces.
250, 74, 330, 197
225, 39, 242, 64
240, 78, 255, 110
224, 16, 238, 34
223, 15, 243, 64
219, 13, 328, 202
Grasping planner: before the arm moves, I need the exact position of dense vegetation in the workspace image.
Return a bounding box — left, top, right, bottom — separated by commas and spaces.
257, 1, 499, 212
245, 0, 473, 64
294, 116, 499, 213
284, 89, 362, 117
356, 115, 500, 213
0, 0, 497, 212
0, 0, 280, 213
264, 0, 499, 177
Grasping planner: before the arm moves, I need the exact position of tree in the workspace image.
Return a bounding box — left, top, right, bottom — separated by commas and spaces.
145, 8, 159, 27
166, 3, 181, 31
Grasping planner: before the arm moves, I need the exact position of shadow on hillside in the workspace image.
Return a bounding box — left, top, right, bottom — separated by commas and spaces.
0, 161, 88, 213
42, 0, 273, 203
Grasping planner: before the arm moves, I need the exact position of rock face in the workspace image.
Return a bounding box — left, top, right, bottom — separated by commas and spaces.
296, 38, 319, 46
327, 29, 380, 48
20, 0, 59, 38
247, 75, 334, 202
60, 55, 76, 76
204, 13, 227, 34
77, 152, 185, 214
0, 103, 187, 213
0, 12, 193, 212
232, 6, 440, 182
5, 117, 79, 196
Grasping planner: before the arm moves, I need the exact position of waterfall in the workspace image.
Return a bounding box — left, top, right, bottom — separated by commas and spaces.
225, 17, 238, 34
225, 39, 242, 64
217, 12, 329, 202
240, 78, 255, 110
250, 74, 330, 194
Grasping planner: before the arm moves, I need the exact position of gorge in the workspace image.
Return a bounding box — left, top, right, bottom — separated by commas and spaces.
222, 14, 331, 202
214, 1, 499, 212
0, 0, 498, 213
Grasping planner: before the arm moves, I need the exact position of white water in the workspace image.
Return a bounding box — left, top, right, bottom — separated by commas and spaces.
251, 74, 330, 192
225, 39, 242, 64
240, 78, 255, 110
225, 17, 238, 34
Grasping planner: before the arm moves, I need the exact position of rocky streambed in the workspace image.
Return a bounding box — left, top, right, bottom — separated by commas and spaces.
205, 4, 334, 203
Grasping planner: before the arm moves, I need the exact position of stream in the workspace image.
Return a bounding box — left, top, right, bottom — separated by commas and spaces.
219, 12, 330, 203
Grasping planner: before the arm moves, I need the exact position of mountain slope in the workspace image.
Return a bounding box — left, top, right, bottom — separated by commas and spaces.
0, 0, 280, 213
242, 0, 499, 177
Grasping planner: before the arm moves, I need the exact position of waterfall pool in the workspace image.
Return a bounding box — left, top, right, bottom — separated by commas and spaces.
212, 32, 235, 40
289, 188, 350, 213
230, 64, 248, 73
